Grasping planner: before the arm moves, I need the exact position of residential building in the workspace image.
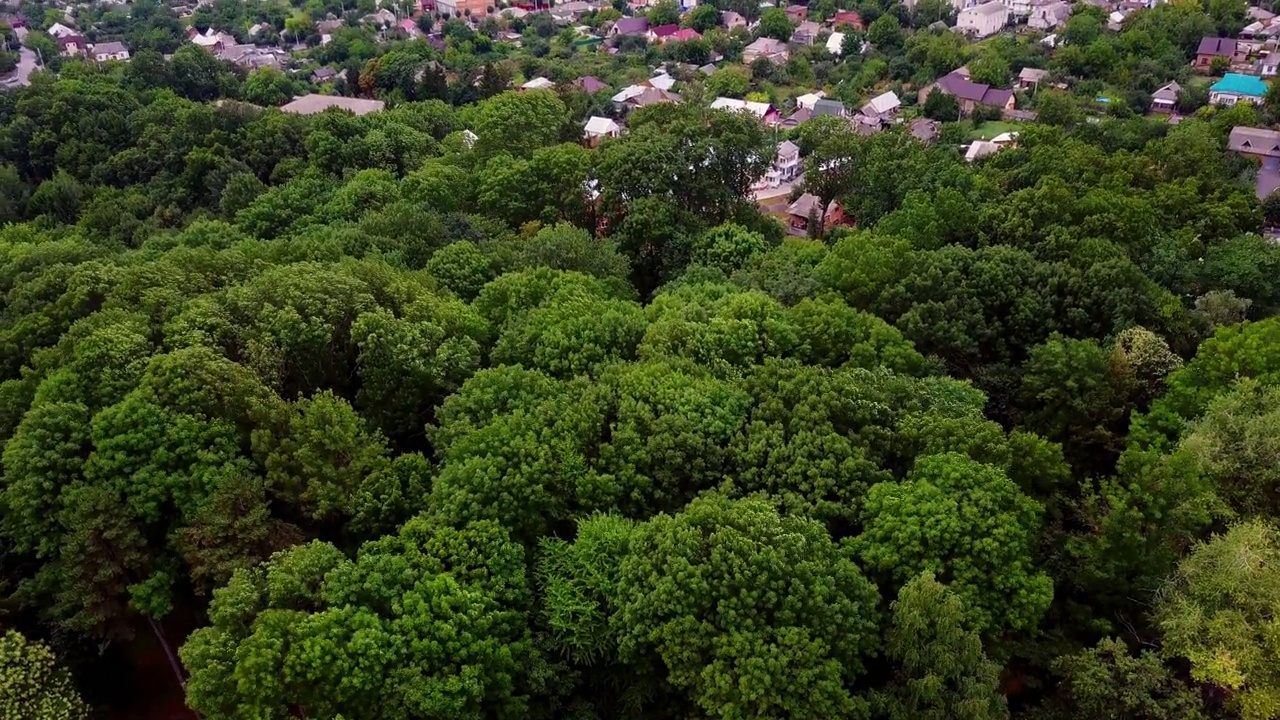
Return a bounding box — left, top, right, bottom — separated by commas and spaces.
1196, 36, 1245, 67
647, 23, 680, 42
1004, 0, 1033, 18
861, 90, 901, 118
786, 193, 846, 237
522, 76, 555, 90
611, 84, 681, 112
795, 91, 825, 109
669, 28, 702, 42
644, 73, 677, 91
790, 20, 821, 45
721, 11, 747, 29
190, 27, 235, 51
831, 9, 863, 29
910, 117, 940, 144
710, 96, 780, 124
784, 4, 807, 22
763, 140, 801, 186
826, 31, 847, 55
813, 98, 847, 116
1209, 73, 1268, 105
1027, 1, 1069, 29
956, 1, 1009, 38
743, 37, 788, 64
434, 0, 488, 17
1149, 80, 1179, 113
311, 67, 339, 83
399, 18, 424, 38
609, 17, 649, 37
280, 94, 386, 115
852, 113, 883, 135
90, 41, 129, 61
918, 67, 1015, 116
1017, 67, 1049, 89
45, 22, 75, 38
576, 75, 609, 93
1228, 126, 1280, 159
56, 34, 86, 56
583, 116, 621, 146
1257, 55, 1280, 76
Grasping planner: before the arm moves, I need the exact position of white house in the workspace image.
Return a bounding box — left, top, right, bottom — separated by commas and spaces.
826, 31, 846, 55
521, 76, 555, 90
956, 1, 1009, 37
46, 22, 76, 38
861, 90, 901, 119
762, 139, 801, 186
795, 91, 826, 109
1028, 0, 1070, 29
583, 116, 621, 146
710, 96, 779, 124
90, 41, 130, 61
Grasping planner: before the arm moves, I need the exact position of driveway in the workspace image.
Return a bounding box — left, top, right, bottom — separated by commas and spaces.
0, 27, 39, 88
1258, 156, 1280, 200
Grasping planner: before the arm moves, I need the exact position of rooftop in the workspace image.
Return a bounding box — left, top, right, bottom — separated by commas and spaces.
1211, 73, 1268, 97
1197, 36, 1237, 56
1228, 126, 1280, 157
279, 94, 386, 116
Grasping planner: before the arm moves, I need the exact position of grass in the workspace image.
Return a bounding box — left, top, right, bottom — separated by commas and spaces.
967, 120, 1021, 140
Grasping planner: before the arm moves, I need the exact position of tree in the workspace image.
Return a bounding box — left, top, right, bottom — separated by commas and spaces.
0, 630, 90, 720
647, 0, 680, 26
613, 495, 882, 720
242, 67, 298, 106
181, 521, 532, 720
923, 87, 960, 121
867, 13, 904, 51
706, 65, 751, 97
27, 171, 85, 225
685, 3, 720, 32
873, 572, 1007, 720
1156, 520, 1280, 720
1036, 638, 1207, 720
470, 90, 570, 158
1036, 90, 1083, 127
856, 453, 1053, 635
758, 7, 794, 40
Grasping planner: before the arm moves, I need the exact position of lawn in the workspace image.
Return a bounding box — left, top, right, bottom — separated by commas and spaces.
967, 120, 1022, 140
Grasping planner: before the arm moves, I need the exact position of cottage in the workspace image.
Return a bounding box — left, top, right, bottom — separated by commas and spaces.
1017, 67, 1049, 89
918, 67, 1015, 116
795, 91, 825, 109
1196, 36, 1245, 67
831, 9, 863, 29
861, 90, 901, 119
790, 20, 821, 45
710, 96, 780, 124
280, 94, 385, 115
1209, 73, 1268, 105
910, 117, 940, 144
56, 34, 87, 56
576, 75, 609, 93
611, 85, 681, 112
813, 98, 847, 116
786, 193, 846, 237
1228, 126, 1280, 158
399, 18, 424, 38
784, 4, 807, 22
956, 1, 1009, 38
583, 116, 621, 146
1027, 1, 1069, 30
647, 23, 680, 42
743, 37, 788, 64
1149, 81, 1180, 113
91, 41, 130, 61
721, 10, 747, 30
45, 22, 75, 38
311, 67, 339, 83
668, 27, 703, 42
609, 17, 649, 37
763, 140, 801, 186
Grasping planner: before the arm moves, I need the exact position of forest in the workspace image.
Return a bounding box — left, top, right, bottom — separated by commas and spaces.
3, 32, 1280, 720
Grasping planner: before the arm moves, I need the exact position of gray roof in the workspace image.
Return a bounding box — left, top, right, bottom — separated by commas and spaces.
813, 98, 846, 116
1229, 126, 1280, 157
280, 94, 385, 116
1151, 80, 1180, 102
93, 41, 128, 54
612, 17, 649, 35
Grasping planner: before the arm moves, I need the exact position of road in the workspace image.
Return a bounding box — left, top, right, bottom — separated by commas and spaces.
1, 27, 39, 88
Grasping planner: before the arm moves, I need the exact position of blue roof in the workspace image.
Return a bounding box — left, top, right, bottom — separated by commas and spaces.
1211, 73, 1269, 97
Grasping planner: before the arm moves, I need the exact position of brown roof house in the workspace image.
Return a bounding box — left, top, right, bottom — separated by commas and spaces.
831, 9, 863, 30
786, 193, 847, 237
1196, 36, 1246, 67
790, 20, 822, 45
722, 10, 747, 30
918, 67, 1015, 116
784, 4, 808, 22
57, 34, 87, 56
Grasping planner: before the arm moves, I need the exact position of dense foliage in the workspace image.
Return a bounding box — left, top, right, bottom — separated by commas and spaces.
0, 10, 1279, 715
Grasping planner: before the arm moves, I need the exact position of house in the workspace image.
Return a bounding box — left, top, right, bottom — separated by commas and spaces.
1017, 67, 1049, 89
644, 73, 677, 91
861, 90, 901, 119
522, 76, 556, 90
786, 193, 846, 237
1209, 73, 1268, 105
609, 17, 649, 37
826, 31, 846, 55
667, 27, 703, 42
743, 37, 788, 64
785, 4, 808, 22
1027, 1, 1069, 30
710, 96, 780, 124
1004, 0, 1033, 18
831, 9, 863, 29
56, 34, 87, 56
647, 23, 680, 42
918, 67, 1015, 116
852, 113, 884, 135
576, 75, 609, 93
966, 133, 1017, 162
790, 20, 821, 45
779, 106, 813, 127
45, 21, 75, 38
433, 0, 487, 17
364, 8, 397, 25
280, 94, 385, 115
813, 98, 847, 116
611, 85, 681, 112
399, 18, 423, 38
316, 18, 344, 36
90, 41, 130, 61
1149, 81, 1179, 113
722, 10, 747, 29
910, 117, 940, 144
583, 116, 621, 146
1196, 36, 1245, 67
311, 67, 339, 83
248, 22, 268, 38
1249, 6, 1277, 22
956, 1, 1009, 38
795, 91, 825, 109
191, 27, 235, 51
763, 139, 801, 185
1257, 56, 1280, 77
1228, 126, 1280, 159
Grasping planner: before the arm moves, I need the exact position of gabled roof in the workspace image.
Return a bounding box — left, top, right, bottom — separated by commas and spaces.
777, 139, 799, 157
612, 17, 649, 35
710, 96, 774, 118
965, 1, 1008, 16
745, 37, 787, 54
1211, 72, 1268, 97
826, 31, 846, 55
584, 116, 621, 135
1197, 36, 1237, 56
813, 98, 846, 116
645, 73, 677, 91
280, 94, 385, 115
577, 75, 609, 93
92, 41, 128, 55
649, 23, 680, 37
862, 90, 900, 115
522, 76, 555, 89
936, 69, 1012, 106
1018, 67, 1049, 82
1151, 80, 1180, 102
670, 28, 702, 42
1229, 126, 1280, 157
